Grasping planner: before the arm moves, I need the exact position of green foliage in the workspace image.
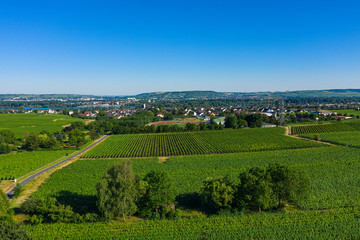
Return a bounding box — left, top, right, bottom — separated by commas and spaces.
0, 191, 13, 222
0, 222, 32, 240
27, 207, 360, 239
96, 160, 137, 221
236, 167, 274, 212
267, 164, 309, 208
13, 184, 24, 198
83, 128, 322, 158
21, 197, 97, 224
0, 130, 16, 144
0, 143, 11, 154
138, 170, 177, 218
200, 176, 234, 211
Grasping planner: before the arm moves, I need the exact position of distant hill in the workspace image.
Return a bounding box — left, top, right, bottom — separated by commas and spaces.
2, 89, 360, 101
133, 89, 360, 100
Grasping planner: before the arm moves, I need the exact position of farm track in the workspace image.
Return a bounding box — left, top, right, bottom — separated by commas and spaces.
283, 126, 335, 146
6, 135, 109, 199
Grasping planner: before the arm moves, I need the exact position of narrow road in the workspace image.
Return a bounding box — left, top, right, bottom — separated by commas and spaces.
6, 135, 109, 198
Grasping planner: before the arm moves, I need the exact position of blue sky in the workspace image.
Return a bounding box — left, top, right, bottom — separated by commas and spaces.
1, 0, 359, 95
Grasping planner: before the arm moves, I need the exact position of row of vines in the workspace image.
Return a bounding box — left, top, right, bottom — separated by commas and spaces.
290, 122, 360, 135
83, 128, 322, 158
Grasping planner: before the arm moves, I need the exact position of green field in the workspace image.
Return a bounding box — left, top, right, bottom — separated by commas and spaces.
0, 113, 80, 137
27, 207, 360, 239
290, 122, 360, 135
332, 109, 360, 117
0, 150, 74, 179
302, 131, 360, 148
33, 146, 360, 212
83, 128, 322, 158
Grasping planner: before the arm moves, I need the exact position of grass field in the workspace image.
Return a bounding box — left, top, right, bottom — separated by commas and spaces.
332, 109, 360, 117
83, 128, 323, 158
0, 150, 74, 179
0, 113, 81, 137
27, 207, 360, 239
33, 146, 360, 212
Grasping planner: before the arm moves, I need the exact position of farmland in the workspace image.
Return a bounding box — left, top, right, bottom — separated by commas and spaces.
290, 122, 360, 135
28, 207, 360, 239
34, 146, 360, 212
83, 128, 322, 158
0, 113, 81, 137
0, 150, 74, 180
302, 131, 360, 148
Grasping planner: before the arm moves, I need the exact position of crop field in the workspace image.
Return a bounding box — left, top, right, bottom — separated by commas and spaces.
83, 128, 322, 158
0, 113, 80, 137
0, 150, 74, 179
27, 207, 360, 239
302, 131, 360, 148
33, 146, 360, 212
290, 122, 360, 135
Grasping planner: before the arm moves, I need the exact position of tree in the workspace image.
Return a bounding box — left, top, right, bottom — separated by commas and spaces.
236, 167, 274, 212
200, 176, 234, 212
225, 116, 238, 128
137, 170, 176, 217
96, 160, 137, 221
23, 134, 40, 151
267, 164, 309, 208
245, 114, 263, 128
0, 191, 13, 222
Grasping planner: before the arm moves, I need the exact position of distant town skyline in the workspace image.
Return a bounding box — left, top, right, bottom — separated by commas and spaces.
1, 1, 360, 95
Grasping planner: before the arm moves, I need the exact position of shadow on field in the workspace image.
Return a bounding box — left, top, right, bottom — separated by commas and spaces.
56, 190, 97, 214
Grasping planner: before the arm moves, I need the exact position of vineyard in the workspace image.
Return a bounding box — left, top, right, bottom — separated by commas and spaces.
0, 150, 74, 180
27, 207, 360, 239
290, 122, 360, 135
34, 146, 360, 212
83, 128, 322, 158
302, 131, 360, 148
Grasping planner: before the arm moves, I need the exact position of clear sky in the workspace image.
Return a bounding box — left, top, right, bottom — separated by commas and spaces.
1, 0, 359, 95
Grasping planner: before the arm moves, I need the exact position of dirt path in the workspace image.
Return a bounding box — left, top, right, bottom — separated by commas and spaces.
282, 126, 335, 146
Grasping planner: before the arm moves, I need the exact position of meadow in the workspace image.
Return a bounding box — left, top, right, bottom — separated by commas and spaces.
0, 113, 80, 137
83, 128, 322, 158
0, 150, 74, 179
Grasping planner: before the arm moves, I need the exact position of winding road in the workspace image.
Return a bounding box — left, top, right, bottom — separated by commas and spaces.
6, 135, 109, 198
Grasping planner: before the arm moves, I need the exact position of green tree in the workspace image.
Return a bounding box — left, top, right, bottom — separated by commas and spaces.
137, 170, 176, 217
236, 167, 274, 212
0, 191, 13, 222
200, 176, 234, 211
267, 164, 310, 208
225, 116, 238, 128
23, 134, 40, 151
96, 160, 137, 221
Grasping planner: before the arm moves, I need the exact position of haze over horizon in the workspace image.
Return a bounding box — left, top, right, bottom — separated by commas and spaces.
1, 1, 360, 95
